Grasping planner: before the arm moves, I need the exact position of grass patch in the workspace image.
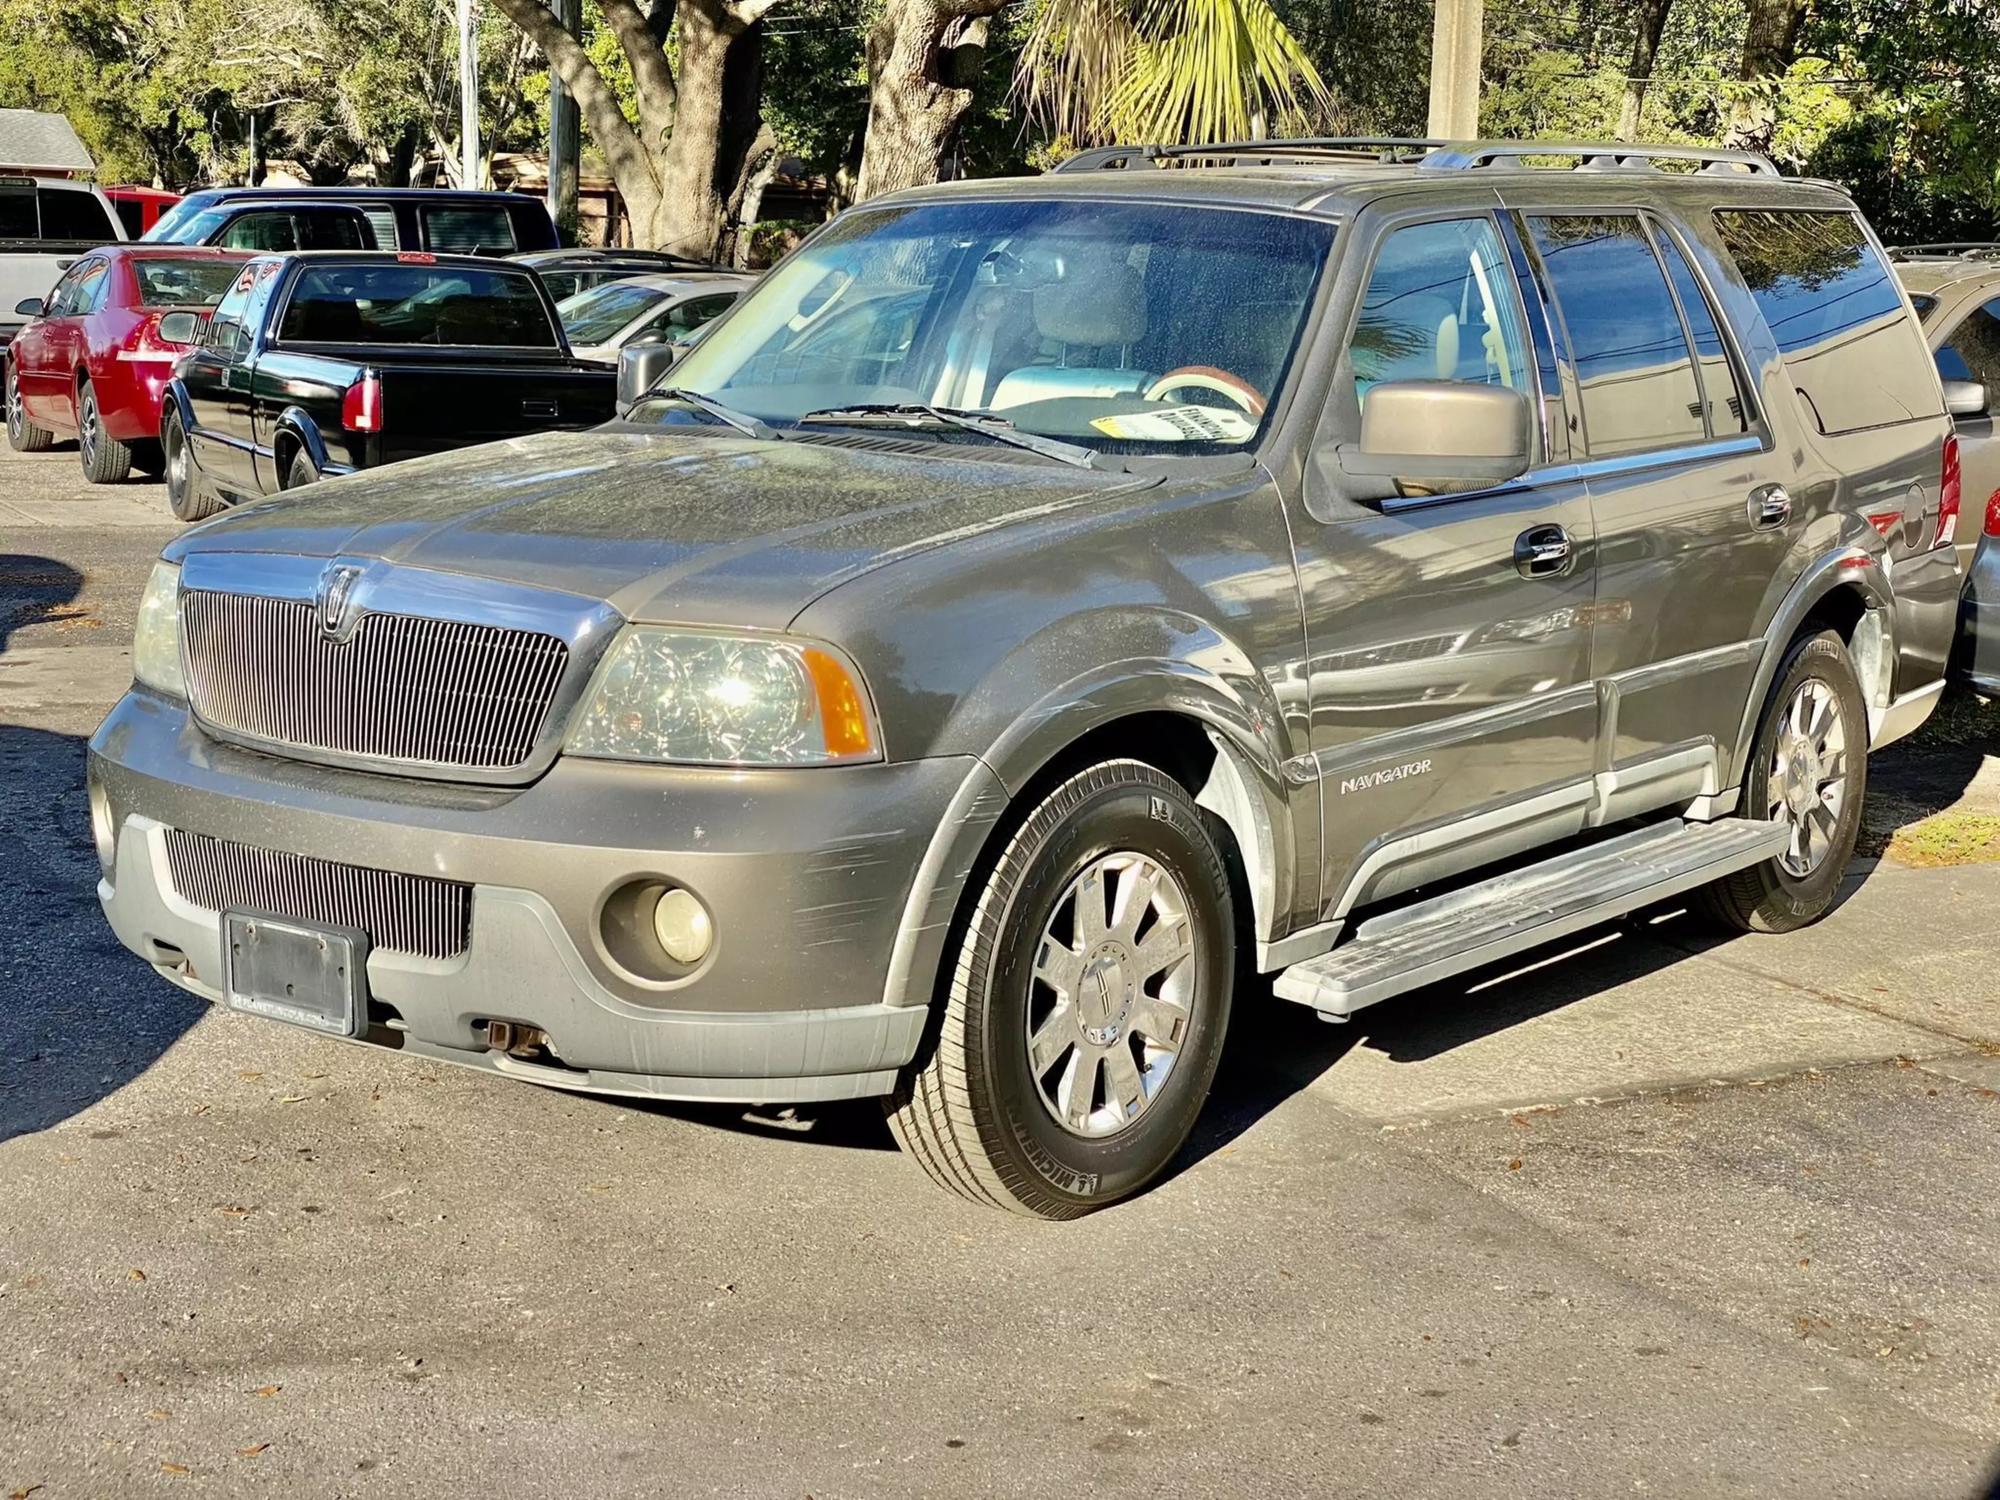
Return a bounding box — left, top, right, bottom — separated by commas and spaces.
1885, 810, 2000, 868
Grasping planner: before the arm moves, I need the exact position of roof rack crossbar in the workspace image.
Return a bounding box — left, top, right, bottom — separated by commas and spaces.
1419, 141, 1779, 176
1052, 138, 1446, 173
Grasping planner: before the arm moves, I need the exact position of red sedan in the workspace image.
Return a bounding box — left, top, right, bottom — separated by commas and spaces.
6, 245, 247, 483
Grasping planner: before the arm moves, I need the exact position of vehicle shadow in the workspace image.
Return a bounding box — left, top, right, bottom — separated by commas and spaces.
0, 557, 205, 1143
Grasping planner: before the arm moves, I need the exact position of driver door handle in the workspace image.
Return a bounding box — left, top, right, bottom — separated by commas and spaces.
1748, 483, 1792, 530
1514, 523, 1573, 578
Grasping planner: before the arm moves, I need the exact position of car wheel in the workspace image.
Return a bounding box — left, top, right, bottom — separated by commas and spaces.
77, 380, 133, 483
887, 759, 1236, 1218
6, 360, 54, 453
162, 406, 221, 522
284, 448, 319, 490
1701, 629, 1867, 933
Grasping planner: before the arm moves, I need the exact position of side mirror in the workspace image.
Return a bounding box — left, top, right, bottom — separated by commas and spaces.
616, 342, 680, 418
1338, 381, 1532, 489
1944, 378, 1989, 419
155, 311, 202, 346
13, 296, 44, 318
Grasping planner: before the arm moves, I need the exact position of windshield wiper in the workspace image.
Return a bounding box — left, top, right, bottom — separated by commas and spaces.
796, 403, 1100, 469
645, 387, 782, 442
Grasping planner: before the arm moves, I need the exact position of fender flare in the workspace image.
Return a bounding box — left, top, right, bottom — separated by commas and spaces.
270, 406, 335, 481
1724, 548, 1894, 787
159, 378, 197, 441
878, 652, 1299, 1011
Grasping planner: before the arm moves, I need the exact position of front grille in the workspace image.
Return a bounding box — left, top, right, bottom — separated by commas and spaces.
163, 828, 471, 960
181, 589, 569, 772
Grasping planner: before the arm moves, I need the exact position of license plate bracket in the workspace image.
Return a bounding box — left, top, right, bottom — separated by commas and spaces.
222, 911, 368, 1038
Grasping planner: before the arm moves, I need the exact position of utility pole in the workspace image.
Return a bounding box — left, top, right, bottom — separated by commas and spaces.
1426, 0, 1484, 140
458, 0, 482, 188
546, 0, 580, 238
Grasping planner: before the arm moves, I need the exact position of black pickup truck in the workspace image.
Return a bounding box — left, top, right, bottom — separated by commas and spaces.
158, 251, 616, 521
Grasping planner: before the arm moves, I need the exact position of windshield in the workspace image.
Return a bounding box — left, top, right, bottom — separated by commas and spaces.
134, 258, 246, 306
559, 282, 669, 345
661, 198, 1335, 453
142, 199, 223, 243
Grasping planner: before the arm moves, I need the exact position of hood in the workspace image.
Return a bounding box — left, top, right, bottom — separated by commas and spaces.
164, 428, 1155, 630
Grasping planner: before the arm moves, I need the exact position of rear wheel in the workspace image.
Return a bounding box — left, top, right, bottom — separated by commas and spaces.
6, 361, 53, 452
1702, 629, 1867, 933
77, 380, 133, 483
887, 759, 1236, 1218
284, 448, 319, 490
162, 406, 221, 522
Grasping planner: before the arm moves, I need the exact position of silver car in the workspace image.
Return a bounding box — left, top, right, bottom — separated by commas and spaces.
1895, 247, 2000, 692
556, 271, 754, 365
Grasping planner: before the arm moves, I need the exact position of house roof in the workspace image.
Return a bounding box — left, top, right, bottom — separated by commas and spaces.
0, 110, 94, 173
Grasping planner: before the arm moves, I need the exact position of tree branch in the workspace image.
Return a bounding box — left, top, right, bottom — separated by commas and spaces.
489, 0, 660, 205
598, 0, 680, 136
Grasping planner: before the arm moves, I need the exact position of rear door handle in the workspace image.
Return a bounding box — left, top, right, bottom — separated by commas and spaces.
1514, 524, 1573, 578
1748, 483, 1792, 530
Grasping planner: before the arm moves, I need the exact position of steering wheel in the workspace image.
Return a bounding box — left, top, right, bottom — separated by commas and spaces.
1143, 366, 1268, 417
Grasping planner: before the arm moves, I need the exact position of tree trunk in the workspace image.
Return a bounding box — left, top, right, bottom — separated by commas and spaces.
1617, 0, 1673, 140
1724, 0, 1810, 152
854, 0, 1004, 202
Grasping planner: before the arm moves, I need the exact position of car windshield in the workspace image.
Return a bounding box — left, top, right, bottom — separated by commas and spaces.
660, 198, 1335, 454
134, 258, 245, 307
558, 282, 669, 345
142, 199, 225, 243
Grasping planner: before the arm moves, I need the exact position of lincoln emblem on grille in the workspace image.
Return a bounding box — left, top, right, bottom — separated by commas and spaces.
316, 563, 363, 639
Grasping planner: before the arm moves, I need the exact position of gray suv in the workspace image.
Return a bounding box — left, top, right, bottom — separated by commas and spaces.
90, 140, 1960, 1217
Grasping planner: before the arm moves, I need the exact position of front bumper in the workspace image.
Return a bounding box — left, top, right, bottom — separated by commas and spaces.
90, 691, 990, 1104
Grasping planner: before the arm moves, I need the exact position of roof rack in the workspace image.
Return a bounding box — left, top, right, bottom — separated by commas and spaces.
1418, 141, 1779, 176
1886, 242, 2000, 262
1051, 138, 1445, 173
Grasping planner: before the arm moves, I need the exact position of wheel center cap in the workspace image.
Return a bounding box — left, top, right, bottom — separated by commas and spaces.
1077, 944, 1133, 1044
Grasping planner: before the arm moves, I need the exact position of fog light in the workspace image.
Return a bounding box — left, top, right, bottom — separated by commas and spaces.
652, 888, 713, 965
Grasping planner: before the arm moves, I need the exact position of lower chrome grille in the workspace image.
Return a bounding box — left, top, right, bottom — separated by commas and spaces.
163, 828, 471, 960
181, 588, 570, 772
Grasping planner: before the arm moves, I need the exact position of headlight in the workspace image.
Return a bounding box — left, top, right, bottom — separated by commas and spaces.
132, 560, 186, 698
565, 628, 880, 766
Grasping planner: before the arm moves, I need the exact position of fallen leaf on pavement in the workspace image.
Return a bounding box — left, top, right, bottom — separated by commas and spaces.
236, 1071, 263, 1081
216, 1205, 251, 1217
129, 1269, 146, 1282
10, 1484, 45, 1498
278, 1095, 309, 1104
237, 1443, 269, 1457
160, 1462, 188, 1476
253, 1385, 281, 1398
146, 1410, 170, 1421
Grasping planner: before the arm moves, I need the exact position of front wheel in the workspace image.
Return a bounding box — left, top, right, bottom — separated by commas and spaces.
887, 759, 1236, 1218
1702, 629, 1867, 933
162, 406, 221, 522
6, 361, 53, 452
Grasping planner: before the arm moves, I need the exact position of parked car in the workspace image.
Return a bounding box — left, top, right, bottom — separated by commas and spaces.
556, 271, 753, 364
92, 139, 1960, 1218
159, 250, 616, 520
6, 245, 248, 481
512, 247, 728, 303
1, 176, 124, 344
1894, 244, 2000, 694
104, 186, 183, 238
143, 188, 558, 258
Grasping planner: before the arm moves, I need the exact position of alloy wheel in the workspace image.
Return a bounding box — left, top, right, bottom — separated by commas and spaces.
79, 387, 98, 465
1767, 677, 1849, 877
1026, 851, 1198, 1139
5, 368, 19, 443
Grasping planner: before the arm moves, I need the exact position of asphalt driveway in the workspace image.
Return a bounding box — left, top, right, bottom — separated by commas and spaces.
3, 445, 1998, 1497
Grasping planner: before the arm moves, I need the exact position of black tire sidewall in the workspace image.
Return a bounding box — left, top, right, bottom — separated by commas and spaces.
287, 450, 318, 489
1744, 631, 1868, 923
163, 410, 199, 520
968, 771, 1234, 1210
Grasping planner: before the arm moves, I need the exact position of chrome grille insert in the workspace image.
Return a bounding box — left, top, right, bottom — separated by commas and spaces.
163, 828, 471, 960
181, 589, 569, 772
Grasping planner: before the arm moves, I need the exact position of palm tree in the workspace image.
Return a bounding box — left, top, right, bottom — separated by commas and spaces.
1017, 0, 1333, 149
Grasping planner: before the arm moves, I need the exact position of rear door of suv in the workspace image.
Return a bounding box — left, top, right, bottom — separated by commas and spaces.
1504, 199, 1788, 813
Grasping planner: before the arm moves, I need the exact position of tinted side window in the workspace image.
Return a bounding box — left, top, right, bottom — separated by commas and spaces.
113, 199, 146, 238
37, 187, 118, 241
1715, 209, 1935, 436
1352, 218, 1531, 397
1935, 299, 2000, 393
296, 211, 371, 250
75, 262, 111, 314
1529, 214, 1706, 457
217, 213, 298, 252
362, 207, 398, 249
0, 185, 35, 239
422, 206, 516, 254
1653, 230, 1748, 435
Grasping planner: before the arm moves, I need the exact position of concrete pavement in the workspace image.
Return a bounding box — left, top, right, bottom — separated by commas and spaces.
3, 445, 1999, 1497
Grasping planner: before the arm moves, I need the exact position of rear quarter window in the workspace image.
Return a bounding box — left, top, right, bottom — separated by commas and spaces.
422, 206, 517, 255
1715, 209, 1937, 436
